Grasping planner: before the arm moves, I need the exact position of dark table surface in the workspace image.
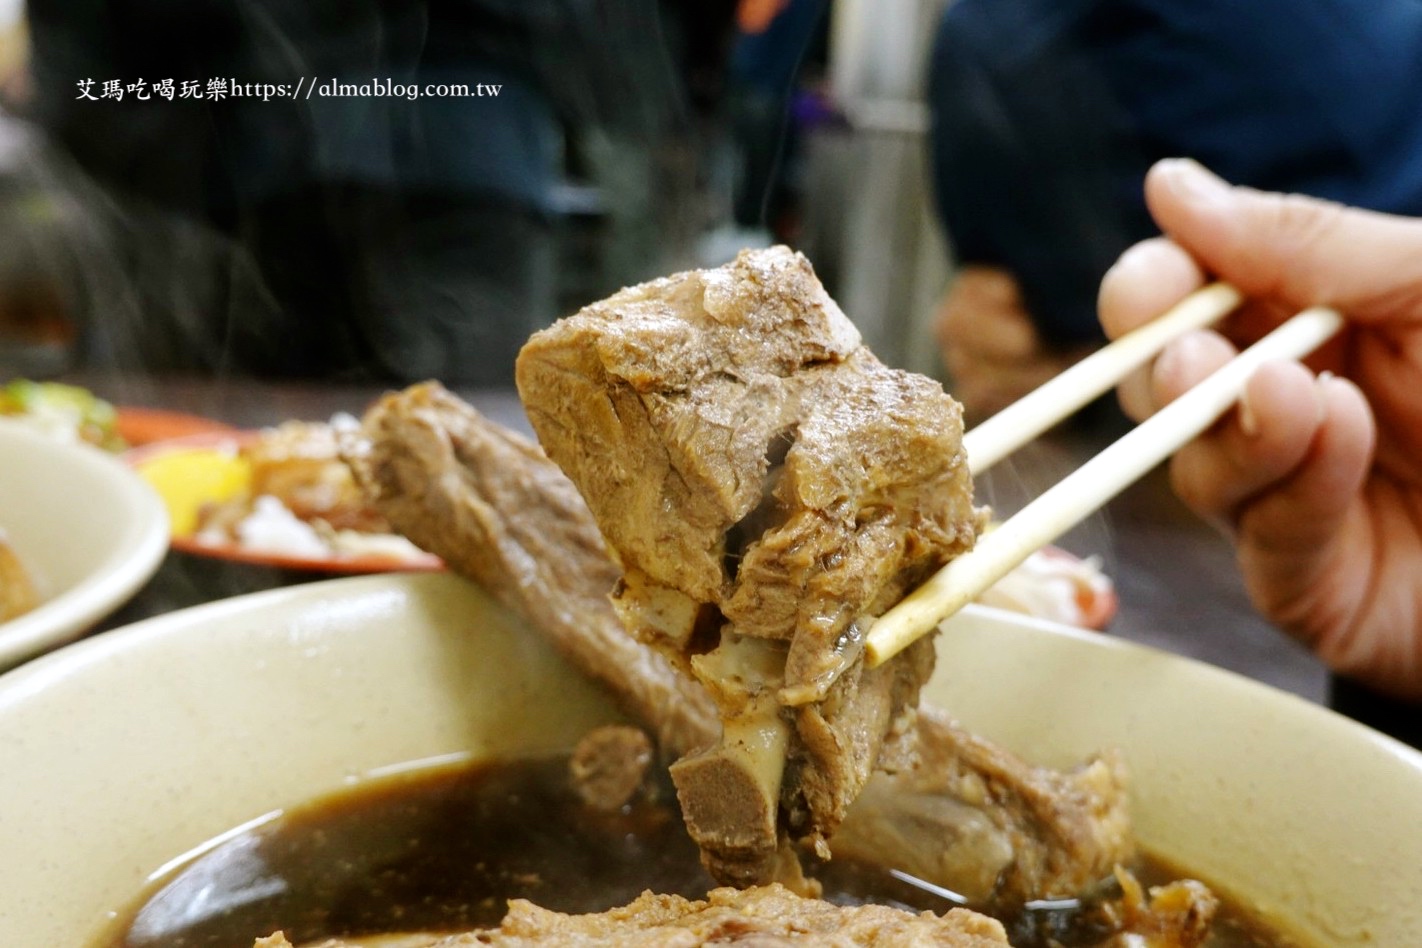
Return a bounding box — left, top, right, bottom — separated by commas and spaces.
79, 371, 1329, 706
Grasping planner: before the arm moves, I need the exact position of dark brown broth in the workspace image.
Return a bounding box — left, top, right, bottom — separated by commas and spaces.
95, 755, 1296, 948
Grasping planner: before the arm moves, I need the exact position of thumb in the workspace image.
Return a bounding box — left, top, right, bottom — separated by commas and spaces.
1145, 159, 1422, 326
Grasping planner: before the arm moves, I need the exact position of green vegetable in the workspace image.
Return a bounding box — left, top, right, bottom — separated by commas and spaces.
0, 380, 126, 451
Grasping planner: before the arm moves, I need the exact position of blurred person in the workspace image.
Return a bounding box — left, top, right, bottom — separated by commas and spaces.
20, 0, 680, 385
1102, 158, 1422, 746
0, 0, 27, 105
724, 0, 828, 246
926, 0, 1422, 421
932, 263, 1094, 424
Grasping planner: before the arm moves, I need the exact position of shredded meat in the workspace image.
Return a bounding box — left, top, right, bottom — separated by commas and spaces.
1096, 869, 1218, 947
257, 884, 1009, 947
515, 247, 984, 882
253, 873, 1217, 948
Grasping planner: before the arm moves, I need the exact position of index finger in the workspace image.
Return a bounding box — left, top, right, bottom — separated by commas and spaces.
1097, 236, 1208, 340
1146, 159, 1422, 327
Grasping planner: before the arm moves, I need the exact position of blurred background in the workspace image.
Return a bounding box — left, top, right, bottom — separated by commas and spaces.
0, 0, 953, 387
10, 0, 1422, 721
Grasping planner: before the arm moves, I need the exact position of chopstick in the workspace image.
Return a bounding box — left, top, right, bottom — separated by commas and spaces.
963, 281, 1244, 476
866, 303, 1345, 667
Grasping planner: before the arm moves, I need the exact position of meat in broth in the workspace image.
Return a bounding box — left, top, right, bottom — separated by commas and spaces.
331, 249, 1279, 945
348, 380, 1131, 909
94, 754, 1293, 948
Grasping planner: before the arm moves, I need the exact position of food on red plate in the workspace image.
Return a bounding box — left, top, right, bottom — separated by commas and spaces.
189, 418, 432, 565
977, 544, 1116, 630
0, 380, 125, 451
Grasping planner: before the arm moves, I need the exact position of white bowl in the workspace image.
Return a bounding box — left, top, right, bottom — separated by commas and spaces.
0, 572, 1419, 947
0, 419, 169, 668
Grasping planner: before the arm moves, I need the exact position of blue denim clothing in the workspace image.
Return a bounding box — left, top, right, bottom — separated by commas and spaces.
929, 0, 1422, 346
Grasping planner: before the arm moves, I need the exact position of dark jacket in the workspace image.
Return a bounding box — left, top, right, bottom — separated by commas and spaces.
928, 0, 1422, 347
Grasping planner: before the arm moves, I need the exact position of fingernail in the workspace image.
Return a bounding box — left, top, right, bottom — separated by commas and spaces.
1238, 388, 1260, 437
1158, 158, 1232, 207
1155, 330, 1209, 384
1314, 371, 1335, 422
1102, 240, 1154, 284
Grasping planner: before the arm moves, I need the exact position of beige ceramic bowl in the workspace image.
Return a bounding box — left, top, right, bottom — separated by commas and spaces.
0, 419, 168, 669
0, 572, 1419, 947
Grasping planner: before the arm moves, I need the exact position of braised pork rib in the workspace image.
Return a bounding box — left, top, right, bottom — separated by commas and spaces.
342, 380, 1227, 945
515, 247, 984, 883
348, 380, 1129, 907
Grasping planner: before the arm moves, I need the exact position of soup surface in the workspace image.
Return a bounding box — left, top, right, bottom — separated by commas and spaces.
95, 755, 1295, 948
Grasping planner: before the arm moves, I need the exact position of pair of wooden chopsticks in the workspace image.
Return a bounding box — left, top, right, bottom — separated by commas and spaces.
865, 284, 1344, 667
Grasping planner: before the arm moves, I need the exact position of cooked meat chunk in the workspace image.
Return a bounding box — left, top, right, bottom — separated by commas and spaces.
0, 532, 38, 622
256, 884, 1010, 947
514, 247, 979, 692
349, 383, 1132, 909
516, 247, 984, 881
246, 420, 391, 533
835, 710, 1131, 906
570, 725, 655, 811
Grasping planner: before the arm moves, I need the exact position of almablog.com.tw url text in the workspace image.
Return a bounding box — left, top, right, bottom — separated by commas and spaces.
75, 78, 503, 103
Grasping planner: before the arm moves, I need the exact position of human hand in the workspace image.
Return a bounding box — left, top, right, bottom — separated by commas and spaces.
1099, 159, 1422, 699
936, 266, 1094, 424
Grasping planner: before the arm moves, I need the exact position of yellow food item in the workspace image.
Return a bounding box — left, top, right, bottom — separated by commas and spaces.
137, 446, 251, 537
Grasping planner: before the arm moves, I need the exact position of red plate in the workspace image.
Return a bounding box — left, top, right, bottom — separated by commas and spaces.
124, 430, 444, 575
114, 407, 238, 447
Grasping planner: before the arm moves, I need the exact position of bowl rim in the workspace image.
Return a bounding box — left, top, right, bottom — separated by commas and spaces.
6, 572, 1420, 774
4, 573, 1422, 946
0, 419, 170, 668
0, 574, 337, 699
